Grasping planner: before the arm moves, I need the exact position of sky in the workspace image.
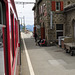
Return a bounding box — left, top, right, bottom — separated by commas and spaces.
15, 0, 35, 26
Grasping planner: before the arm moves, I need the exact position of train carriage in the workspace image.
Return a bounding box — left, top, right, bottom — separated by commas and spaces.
0, 0, 20, 75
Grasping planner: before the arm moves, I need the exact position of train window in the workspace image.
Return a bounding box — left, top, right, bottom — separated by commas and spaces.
56, 24, 63, 30
15, 20, 18, 48
2, 3, 6, 25
0, 1, 6, 43
0, 1, 7, 75
11, 13, 14, 65
15, 19, 17, 48
0, 2, 3, 43
0, 2, 3, 24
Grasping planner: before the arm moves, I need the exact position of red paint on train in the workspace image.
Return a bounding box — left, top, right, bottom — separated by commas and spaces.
1, 0, 20, 75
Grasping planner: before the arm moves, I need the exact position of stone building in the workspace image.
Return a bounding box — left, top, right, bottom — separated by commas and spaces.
64, 4, 75, 41
33, 0, 52, 45
33, 0, 75, 45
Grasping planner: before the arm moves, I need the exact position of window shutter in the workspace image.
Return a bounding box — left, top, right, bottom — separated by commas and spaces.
60, 1, 63, 11
51, 1, 56, 11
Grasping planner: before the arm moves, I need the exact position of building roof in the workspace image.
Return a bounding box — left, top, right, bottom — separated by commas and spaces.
32, 4, 36, 10
32, 0, 42, 10
37, 0, 42, 4
64, 3, 75, 12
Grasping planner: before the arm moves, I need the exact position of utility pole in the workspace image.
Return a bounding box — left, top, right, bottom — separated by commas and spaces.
23, 16, 25, 31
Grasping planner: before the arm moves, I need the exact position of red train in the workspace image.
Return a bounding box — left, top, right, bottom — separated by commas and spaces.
0, 0, 20, 75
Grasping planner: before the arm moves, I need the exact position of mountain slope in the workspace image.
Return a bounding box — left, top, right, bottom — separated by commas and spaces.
26, 25, 34, 32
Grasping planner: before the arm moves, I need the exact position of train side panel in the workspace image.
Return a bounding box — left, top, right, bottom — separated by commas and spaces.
2, 0, 20, 75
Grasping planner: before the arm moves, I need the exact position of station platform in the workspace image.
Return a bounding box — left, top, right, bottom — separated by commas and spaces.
21, 32, 75, 75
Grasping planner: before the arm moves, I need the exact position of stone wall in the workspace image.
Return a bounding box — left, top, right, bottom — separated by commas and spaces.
63, 0, 75, 7
65, 10, 75, 40
53, 12, 66, 38
38, 0, 51, 45
63, 0, 75, 41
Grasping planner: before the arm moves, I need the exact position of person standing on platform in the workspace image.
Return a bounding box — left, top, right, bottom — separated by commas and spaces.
34, 33, 37, 42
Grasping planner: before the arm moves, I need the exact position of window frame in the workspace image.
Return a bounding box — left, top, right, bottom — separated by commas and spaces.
56, 24, 63, 30
0, 1, 3, 24
56, 24, 63, 39
56, 2, 60, 11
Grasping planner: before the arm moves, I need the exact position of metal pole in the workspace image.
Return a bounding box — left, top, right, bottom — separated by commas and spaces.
50, 11, 53, 29
23, 16, 25, 31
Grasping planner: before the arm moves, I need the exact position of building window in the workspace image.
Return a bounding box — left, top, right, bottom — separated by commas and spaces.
52, 1, 63, 11
56, 24, 63, 39
56, 24, 63, 30
56, 2, 60, 11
